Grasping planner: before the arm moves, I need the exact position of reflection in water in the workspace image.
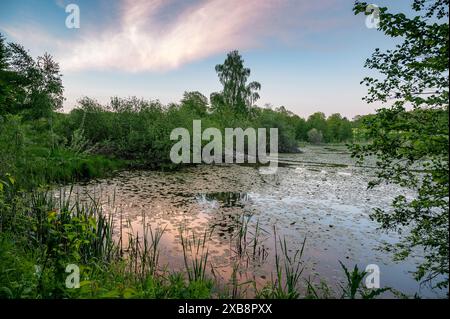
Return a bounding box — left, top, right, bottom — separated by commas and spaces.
198, 192, 250, 207
63, 145, 444, 298
196, 192, 252, 237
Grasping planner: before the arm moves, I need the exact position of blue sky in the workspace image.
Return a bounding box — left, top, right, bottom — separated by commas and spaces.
0, 0, 413, 118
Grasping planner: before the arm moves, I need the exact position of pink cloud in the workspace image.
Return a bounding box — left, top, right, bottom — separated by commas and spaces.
3, 0, 342, 73
59, 0, 283, 72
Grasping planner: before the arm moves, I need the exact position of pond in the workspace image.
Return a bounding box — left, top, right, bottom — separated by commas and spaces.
63, 145, 444, 298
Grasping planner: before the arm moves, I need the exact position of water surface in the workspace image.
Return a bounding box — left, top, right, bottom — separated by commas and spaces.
66, 145, 443, 298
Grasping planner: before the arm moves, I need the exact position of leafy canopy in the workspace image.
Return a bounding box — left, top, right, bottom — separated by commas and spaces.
352, 0, 449, 289
0, 33, 64, 119
213, 50, 261, 115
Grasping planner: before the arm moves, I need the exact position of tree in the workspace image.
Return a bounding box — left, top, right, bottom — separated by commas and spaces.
327, 113, 353, 142
307, 128, 323, 145
352, 0, 449, 289
0, 33, 64, 119
307, 112, 328, 140
352, 114, 376, 141
289, 114, 307, 141
338, 117, 353, 142
0, 34, 10, 70
0, 34, 15, 114
256, 107, 299, 152
327, 113, 343, 142
213, 50, 261, 114
35, 53, 64, 116
180, 91, 208, 116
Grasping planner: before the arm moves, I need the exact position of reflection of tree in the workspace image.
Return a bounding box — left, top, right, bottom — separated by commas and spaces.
204, 192, 249, 207
199, 192, 251, 237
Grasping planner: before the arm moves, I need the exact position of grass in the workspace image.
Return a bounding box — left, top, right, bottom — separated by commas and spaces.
180, 229, 211, 283
3, 147, 126, 189
255, 227, 306, 299
126, 217, 166, 279
338, 261, 391, 299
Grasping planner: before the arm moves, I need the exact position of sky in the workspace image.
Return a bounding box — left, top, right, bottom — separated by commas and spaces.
0, 0, 413, 119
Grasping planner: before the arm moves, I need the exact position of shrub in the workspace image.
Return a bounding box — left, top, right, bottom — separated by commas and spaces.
307, 128, 323, 144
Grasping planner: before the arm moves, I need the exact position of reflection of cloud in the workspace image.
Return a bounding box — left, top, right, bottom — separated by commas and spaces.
4, 0, 341, 73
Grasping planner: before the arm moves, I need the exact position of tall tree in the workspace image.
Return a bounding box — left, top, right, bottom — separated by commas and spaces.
214, 50, 261, 114
36, 53, 64, 114
327, 113, 353, 142
0, 34, 9, 70
307, 112, 328, 140
352, 0, 449, 289
0, 34, 15, 114
338, 117, 353, 142
327, 113, 343, 142
0, 34, 64, 119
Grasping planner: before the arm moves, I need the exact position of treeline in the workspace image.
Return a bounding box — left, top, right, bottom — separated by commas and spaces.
1, 34, 369, 185
59, 95, 363, 158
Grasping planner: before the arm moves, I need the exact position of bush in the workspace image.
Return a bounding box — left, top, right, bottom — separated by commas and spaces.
307, 128, 323, 144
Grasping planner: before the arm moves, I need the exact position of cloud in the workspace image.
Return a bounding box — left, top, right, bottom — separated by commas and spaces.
60, 0, 282, 72
54, 0, 68, 9
3, 0, 341, 73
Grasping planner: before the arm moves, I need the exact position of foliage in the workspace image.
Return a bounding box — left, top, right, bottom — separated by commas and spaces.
307, 128, 324, 145
306, 112, 353, 143
1, 38, 361, 185
213, 50, 261, 115
180, 91, 209, 116
326, 113, 353, 142
0, 34, 64, 119
352, 0, 449, 289
338, 262, 390, 299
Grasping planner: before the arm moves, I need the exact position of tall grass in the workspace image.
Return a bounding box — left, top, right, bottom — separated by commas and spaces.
256, 227, 306, 299
338, 261, 391, 299
180, 229, 211, 283
126, 217, 166, 278
12, 186, 118, 265
230, 214, 269, 265
1, 180, 392, 299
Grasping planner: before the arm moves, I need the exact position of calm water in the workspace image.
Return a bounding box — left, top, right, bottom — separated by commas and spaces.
64, 145, 445, 298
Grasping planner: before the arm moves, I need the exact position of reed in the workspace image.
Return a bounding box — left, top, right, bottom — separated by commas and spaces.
256, 227, 306, 299
180, 228, 210, 283
1, 183, 391, 299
